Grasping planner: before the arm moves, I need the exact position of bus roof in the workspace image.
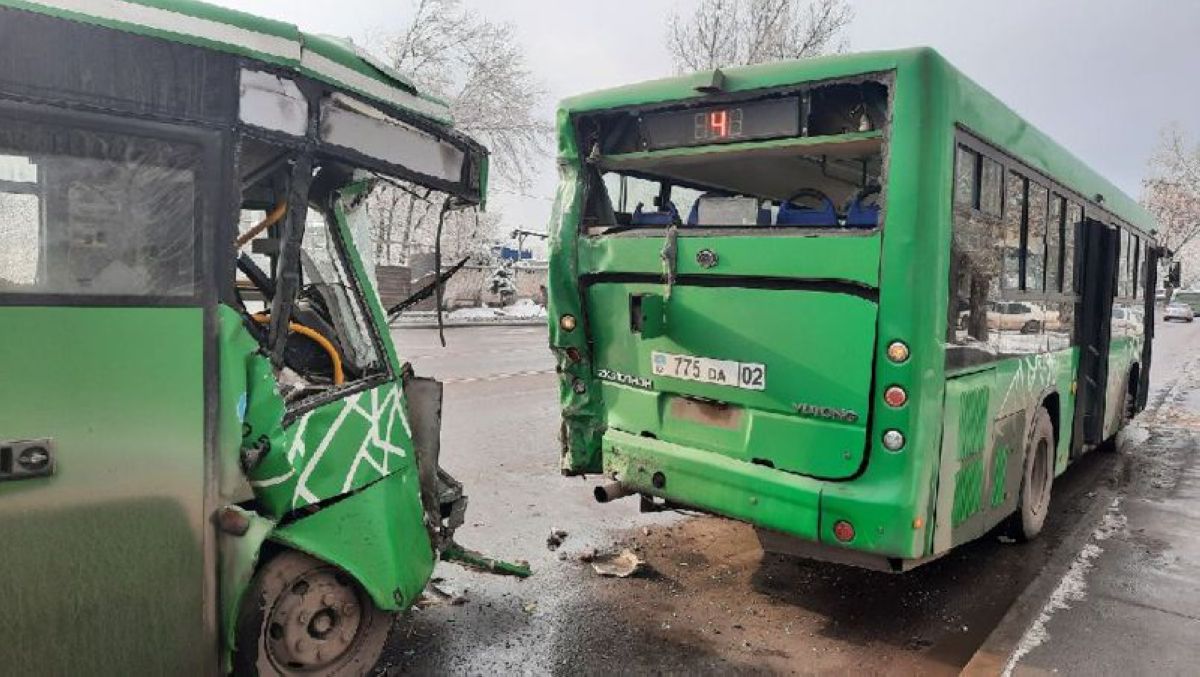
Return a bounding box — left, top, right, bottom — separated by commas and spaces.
560, 47, 1157, 236
1, 0, 452, 124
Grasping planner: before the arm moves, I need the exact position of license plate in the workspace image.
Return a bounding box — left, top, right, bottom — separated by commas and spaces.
650, 351, 766, 391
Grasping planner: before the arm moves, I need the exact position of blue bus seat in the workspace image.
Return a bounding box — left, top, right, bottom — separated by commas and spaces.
776, 190, 839, 227
632, 201, 679, 226
844, 186, 881, 227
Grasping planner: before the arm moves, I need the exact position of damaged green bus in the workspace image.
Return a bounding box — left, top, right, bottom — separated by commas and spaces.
549, 48, 1158, 571
0, 1, 487, 674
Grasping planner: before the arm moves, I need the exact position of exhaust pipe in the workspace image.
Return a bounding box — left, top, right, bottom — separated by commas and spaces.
594, 481, 634, 503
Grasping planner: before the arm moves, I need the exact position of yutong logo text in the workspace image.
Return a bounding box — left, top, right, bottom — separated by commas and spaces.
596, 368, 653, 390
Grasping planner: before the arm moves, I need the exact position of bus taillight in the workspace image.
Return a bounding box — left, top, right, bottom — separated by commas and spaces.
833, 520, 855, 542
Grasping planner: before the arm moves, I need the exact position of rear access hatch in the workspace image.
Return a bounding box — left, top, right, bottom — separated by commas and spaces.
587, 278, 878, 479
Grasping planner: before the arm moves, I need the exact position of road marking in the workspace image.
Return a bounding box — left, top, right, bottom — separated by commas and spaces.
442, 368, 555, 384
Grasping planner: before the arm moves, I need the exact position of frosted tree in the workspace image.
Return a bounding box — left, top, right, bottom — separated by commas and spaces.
666, 0, 853, 73
1143, 123, 1200, 287
365, 0, 551, 266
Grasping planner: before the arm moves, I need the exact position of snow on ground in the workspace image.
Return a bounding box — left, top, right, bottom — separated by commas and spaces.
444, 299, 547, 322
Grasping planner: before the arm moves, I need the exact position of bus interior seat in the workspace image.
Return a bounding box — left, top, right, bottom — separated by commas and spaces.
844, 185, 881, 227
776, 189, 839, 227
631, 201, 680, 226
687, 193, 770, 226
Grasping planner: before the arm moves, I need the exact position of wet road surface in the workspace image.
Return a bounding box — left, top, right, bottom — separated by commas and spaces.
379, 318, 1200, 674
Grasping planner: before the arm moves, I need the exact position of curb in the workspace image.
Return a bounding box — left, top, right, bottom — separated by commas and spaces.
391, 318, 548, 329
959, 445, 1129, 676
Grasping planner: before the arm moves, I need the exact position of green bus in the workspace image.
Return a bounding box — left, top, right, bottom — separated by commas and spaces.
0, 1, 486, 674
548, 48, 1158, 571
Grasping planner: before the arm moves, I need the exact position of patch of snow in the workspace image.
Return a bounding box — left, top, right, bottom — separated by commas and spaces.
1002, 498, 1125, 676
499, 298, 548, 319
447, 306, 502, 321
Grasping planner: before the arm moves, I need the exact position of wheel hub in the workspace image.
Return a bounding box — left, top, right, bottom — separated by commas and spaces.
265, 569, 363, 671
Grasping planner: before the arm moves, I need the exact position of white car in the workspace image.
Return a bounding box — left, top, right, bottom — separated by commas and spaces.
1164, 302, 1195, 322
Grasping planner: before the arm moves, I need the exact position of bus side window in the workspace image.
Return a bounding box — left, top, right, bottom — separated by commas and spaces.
1025, 182, 1048, 292
1065, 202, 1083, 293
1001, 171, 1026, 291
1047, 193, 1064, 293
946, 146, 1004, 369
980, 157, 1003, 217
955, 145, 979, 209
1132, 235, 1141, 298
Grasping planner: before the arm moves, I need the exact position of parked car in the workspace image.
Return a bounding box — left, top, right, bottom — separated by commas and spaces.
1164, 302, 1195, 322
1171, 290, 1200, 312
987, 301, 1059, 334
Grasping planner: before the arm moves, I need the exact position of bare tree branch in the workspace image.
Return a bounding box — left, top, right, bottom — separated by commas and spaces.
667, 0, 853, 73
1143, 123, 1200, 286
359, 0, 552, 272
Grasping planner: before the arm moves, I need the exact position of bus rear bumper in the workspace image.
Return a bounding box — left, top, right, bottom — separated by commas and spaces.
601, 429, 822, 542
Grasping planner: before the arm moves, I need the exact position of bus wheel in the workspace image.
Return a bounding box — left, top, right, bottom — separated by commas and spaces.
235, 550, 391, 677
1008, 407, 1055, 542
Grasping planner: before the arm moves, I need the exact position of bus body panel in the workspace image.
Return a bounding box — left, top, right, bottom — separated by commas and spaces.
0, 306, 208, 674
586, 281, 877, 479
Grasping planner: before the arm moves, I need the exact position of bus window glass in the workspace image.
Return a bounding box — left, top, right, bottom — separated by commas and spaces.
0, 124, 197, 297
299, 208, 385, 379
1001, 172, 1026, 291
1117, 230, 1130, 297
947, 157, 1004, 369
1046, 193, 1064, 293
955, 146, 977, 209
1025, 183, 1048, 291
1065, 202, 1083, 293
980, 156, 1003, 217
1132, 235, 1141, 298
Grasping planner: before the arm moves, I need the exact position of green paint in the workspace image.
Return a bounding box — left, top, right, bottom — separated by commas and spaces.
952, 458, 984, 527
0, 307, 207, 674
272, 470, 434, 612
990, 445, 1010, 508
550, 48, 1157, 564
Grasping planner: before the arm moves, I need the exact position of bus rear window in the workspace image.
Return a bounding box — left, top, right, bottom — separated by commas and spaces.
585, 137, 884, 233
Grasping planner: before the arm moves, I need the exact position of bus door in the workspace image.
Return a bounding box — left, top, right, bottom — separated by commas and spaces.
1072, 219, 1119, 451
0, 108, 215, 673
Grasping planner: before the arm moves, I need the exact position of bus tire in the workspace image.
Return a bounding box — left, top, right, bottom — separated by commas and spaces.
234, 549, 392, 677
1008, 407, 1055, 542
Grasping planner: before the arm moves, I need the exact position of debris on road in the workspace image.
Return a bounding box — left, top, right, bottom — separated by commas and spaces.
442, 542, 532, 578
546, 527, 569, 551
416, 583, 468, 608
590, 549, 645, 578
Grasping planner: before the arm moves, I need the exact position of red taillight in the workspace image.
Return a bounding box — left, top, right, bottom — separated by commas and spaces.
884, 385, 907, 407
833, 520, 855, 542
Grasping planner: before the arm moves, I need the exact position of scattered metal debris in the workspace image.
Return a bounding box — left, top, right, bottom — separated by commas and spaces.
590, 549, 645, 578
546, 527, 569, 551
416, 583, 468, 608
442, 542, 532, 578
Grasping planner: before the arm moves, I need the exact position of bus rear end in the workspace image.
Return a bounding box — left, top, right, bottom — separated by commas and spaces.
549, 51, 947, 570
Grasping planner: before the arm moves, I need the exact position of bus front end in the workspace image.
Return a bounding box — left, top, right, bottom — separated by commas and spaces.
548, 50, 948, 570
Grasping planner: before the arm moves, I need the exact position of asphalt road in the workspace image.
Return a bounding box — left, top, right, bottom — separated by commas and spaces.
379, 316, 1200, 675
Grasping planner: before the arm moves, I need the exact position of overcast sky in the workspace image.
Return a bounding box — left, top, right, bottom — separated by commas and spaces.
213, 0, 1200, 242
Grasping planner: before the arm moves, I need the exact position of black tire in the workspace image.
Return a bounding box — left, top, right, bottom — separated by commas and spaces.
234, 550, 392, 676
1121, 368, 1139, 427
1007, 407, 1055, 542
1020, 319, 1042, 334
